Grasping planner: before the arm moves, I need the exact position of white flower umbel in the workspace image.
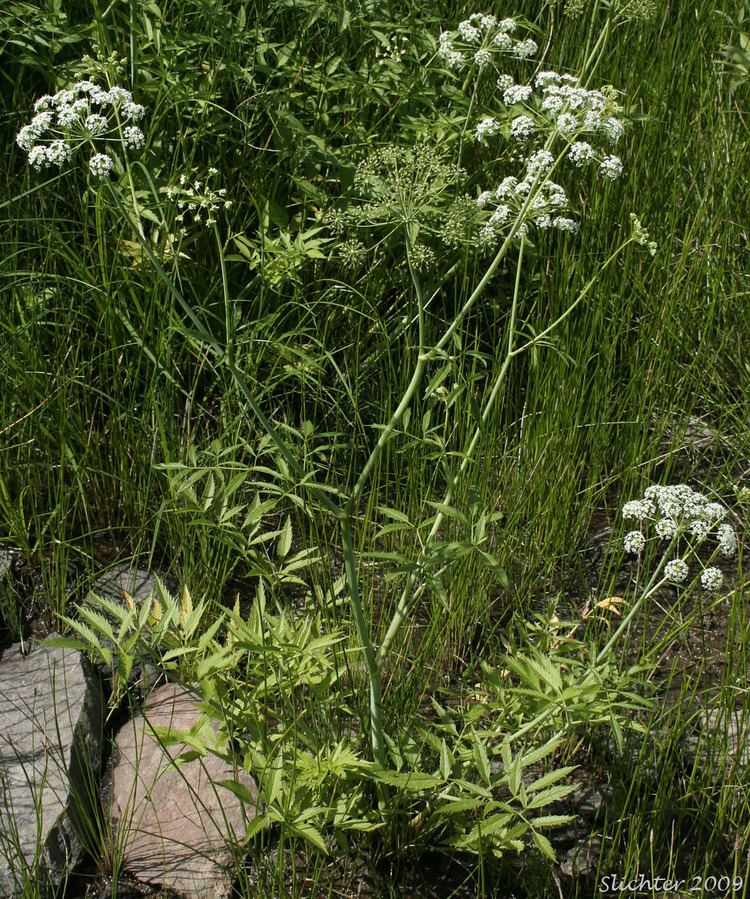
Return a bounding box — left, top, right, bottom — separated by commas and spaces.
664, 559, 689, 583
600, 155, 623, 179
624, 531, 646, 555
476, 116, 501, 143
716, 523, 737, 557
502, 84, 534, 105
123, 126, 145, 150
700, 567, 723, 591
16, 78, 147, 178
438, 13, 539, 73
567, 141, 595, 166
618, 483, 737, 595
89, 153, 114, 179
510, 115, 535, 141
167, 168, 233, 229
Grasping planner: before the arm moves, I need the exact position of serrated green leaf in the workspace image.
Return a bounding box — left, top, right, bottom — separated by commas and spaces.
525, 783, 576, 809
527, 766, 578, 794
531, 830, 556, 861
529, 813, 574, 829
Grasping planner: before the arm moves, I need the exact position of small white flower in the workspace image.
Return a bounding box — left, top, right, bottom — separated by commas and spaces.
502, 84, 533, 105
493, 32, 513, 50
476, 190, 493, 208
622, 500, 651, 520
85, 114, 108, 135
458, 20, 481, 43
535, 71, 561, 88
527, 149, 555, 177
31, 111, 54, 132
655, 517, 677, 539
716, 523, 737, 557
665, 559, 689, 583
45, 140, 71, 167
476, 116, 500, 143
536, 213, 552, 229
16, 126, 37, 152
107, 86, 133, 105
446, 50, 465, 69
495, 176, 518, 199
123, 125, 145, 150
474, 49, 493, 68
567, 141, 595, 166
689, 519, 712, 541
602, 117, 625, 143
479, 223, 497, 247
469, 13, 497, 30
89, 153, 114, 179
496, 74, 514, 90
488, 204, 511, 226
546, 182, 568, 206
541, 94, 565, 115
703, 502, 725, 521
122, 101, 145, 121
552, 216, 578, 233
600, 155, 623, 179
497, 17, 517, 33
700, 567, 723, 592
583, 109, 603, 131
54, 89, 75, 106
510, 115, 535, 141
27, 146, 49, 170
514, 38, 538, 59
556, 113, 579, 136
624, 531, 646, 554
57, 105, 79, 127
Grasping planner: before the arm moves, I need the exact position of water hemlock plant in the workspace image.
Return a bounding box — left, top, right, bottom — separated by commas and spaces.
5, 0, 749, 892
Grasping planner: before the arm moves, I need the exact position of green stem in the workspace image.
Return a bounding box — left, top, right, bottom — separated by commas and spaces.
339, 236, 427, 768
341, 517, 386, 770
379, 233, 636, 661
379, 237, 526, 660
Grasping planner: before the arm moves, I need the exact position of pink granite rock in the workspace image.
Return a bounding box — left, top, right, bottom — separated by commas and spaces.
111, 683, 257, 899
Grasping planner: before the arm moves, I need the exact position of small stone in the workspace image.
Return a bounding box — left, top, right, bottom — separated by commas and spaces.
559, 835, 602, 878
0, 640, 102, 897
92, 562, 162, 604
111, 683, 259, 899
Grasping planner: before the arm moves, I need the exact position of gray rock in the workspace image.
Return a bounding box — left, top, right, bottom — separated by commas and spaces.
111, 683, 258, 899
559, 835, 602, 878
0, 552, 12, 584
92, 562, 162, 604
0, 641, 103, 897
685, 705, 750, 777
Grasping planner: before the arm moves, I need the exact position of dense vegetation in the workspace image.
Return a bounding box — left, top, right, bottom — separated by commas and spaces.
2, 0, 749, 895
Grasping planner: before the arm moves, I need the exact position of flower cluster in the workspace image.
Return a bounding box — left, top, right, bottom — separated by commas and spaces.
327, 144, 468, 254
469, 69, 628, 244
16, 80, 146, 178
437, 14, 538, 72
475, 72, 625, 178
165, 168, 233, 230
622, 484, 738, 592
476, 172, 576, 246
